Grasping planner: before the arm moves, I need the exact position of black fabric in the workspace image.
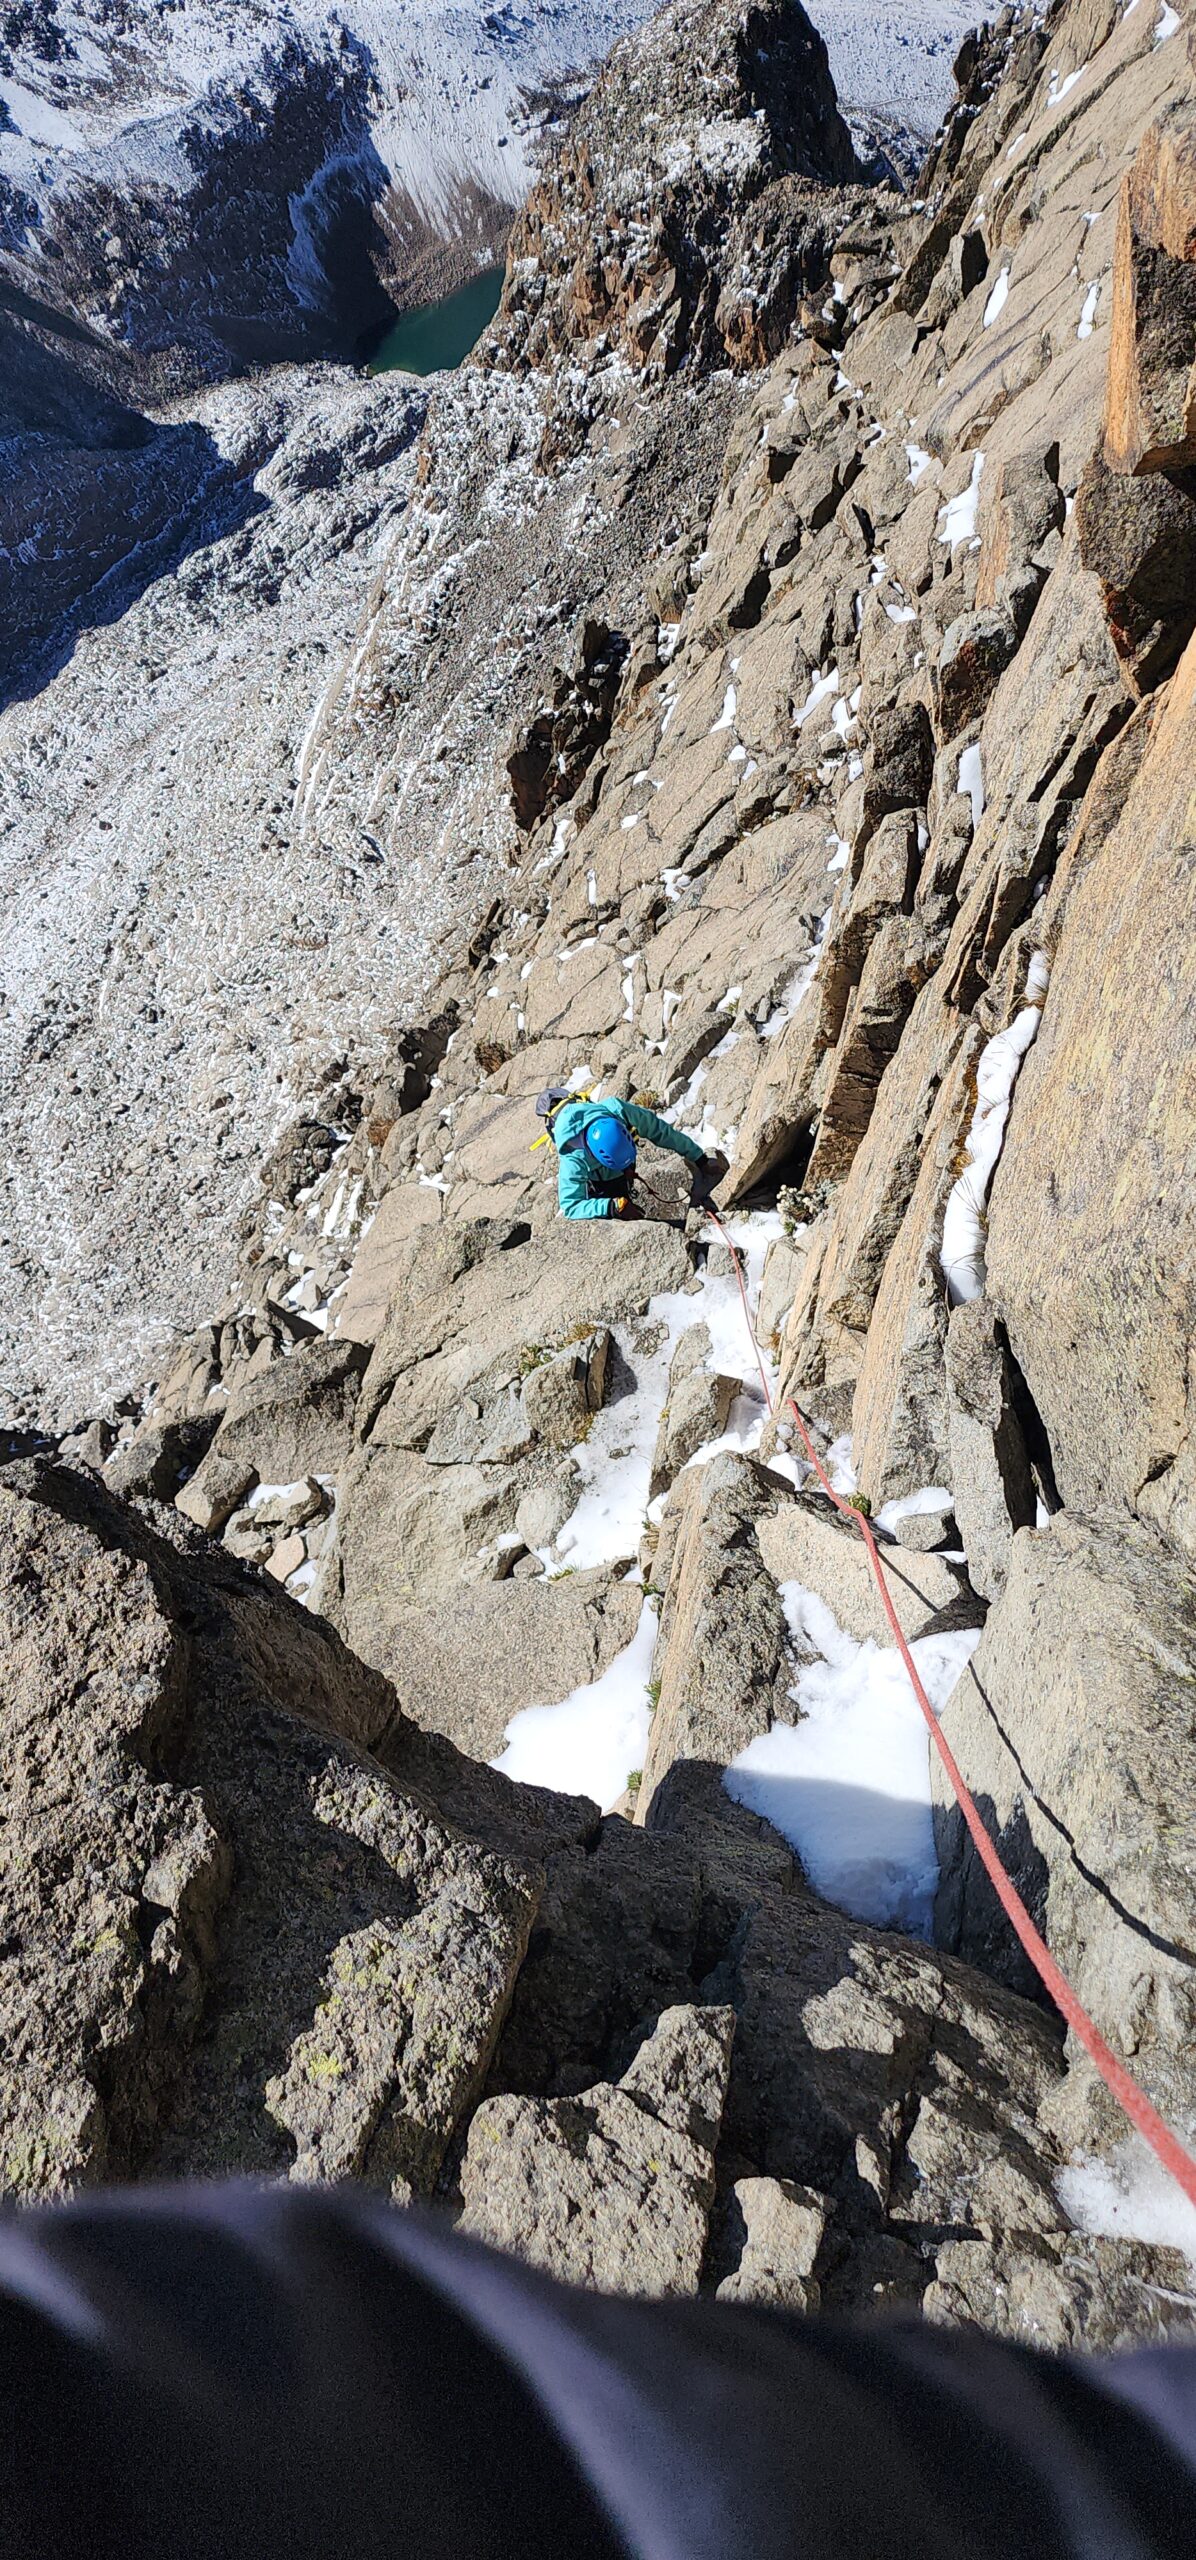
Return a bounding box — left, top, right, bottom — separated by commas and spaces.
0, 2183, 1193, 2560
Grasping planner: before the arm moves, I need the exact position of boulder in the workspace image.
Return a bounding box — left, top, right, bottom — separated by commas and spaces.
514, 1471, 581, 1552
104, 1415, 218, 1505
1103, 115, 1196, 478
0, 1456, 565, 2205
975, 442, 1064, 613
332, 1183, 444, 1347
849, 1026, 983, 1503
932, 1509, 1196, 2157
756, 1496, 977, 1647
925, 2231, 1196, 2354
246, 1477, 328, 1533
649, 1326, 738, 1493
521, 1328, 611, 1450
460, 2005, 735, 2295
264, 1532, 306, 1585
756, 1233, 808, 1352
1075, 447, 1196, 694
842, 812, 919, 964
359, 1218, 689, 1451
859, 700, 934, 840
507, 619, 628, 831
715, 2175, 829, 2311
178, 1339, 368, 1535
931, 608, 1018, 742
803, 914, 922, 1190
325, 1456, 642, 1755
944, 1299, 1036, 1599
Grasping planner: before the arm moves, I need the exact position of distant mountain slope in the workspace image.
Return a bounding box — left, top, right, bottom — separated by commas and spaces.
0, 0, 981, 392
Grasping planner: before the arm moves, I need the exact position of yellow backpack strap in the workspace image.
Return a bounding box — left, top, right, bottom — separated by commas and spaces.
530, 1088, 594, 1150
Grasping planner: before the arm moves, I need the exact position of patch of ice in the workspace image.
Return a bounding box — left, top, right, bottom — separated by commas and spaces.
1077, 280, 1100, 339
492, 1601, 658, 1810
1006, 129, 1029, 158
937, 452, 985, 547
885, 602, 917, 624
725, 1580, 980, 1934
1155, 1, 1180, 35
1058, 2139, 1196, 2282
711, 682, 737, 734
826, 833, 851, 874
941, 952, 1050, 1303
983, 267, 1010, 327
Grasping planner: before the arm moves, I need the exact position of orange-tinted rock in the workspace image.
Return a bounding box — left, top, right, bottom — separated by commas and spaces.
1103, 115, 1196, 477
1074, 445, 1196, 693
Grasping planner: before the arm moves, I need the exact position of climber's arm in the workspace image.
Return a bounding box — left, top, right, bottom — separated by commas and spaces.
622, 1102, 707, 1166
557, 1151, 616, 1219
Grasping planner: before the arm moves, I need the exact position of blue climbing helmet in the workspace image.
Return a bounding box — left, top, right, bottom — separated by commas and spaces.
583, 1110, 636, 1176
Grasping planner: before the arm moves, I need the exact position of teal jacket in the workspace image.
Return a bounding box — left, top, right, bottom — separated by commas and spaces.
551, 1097, 706, 1220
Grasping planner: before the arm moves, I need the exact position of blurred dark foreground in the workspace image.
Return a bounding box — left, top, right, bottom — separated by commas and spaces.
0, 2182, 1193, 2558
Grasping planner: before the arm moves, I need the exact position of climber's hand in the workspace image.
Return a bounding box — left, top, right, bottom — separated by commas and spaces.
613, 1196, 644, 1220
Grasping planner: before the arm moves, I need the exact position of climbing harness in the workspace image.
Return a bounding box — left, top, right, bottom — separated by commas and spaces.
704, 1201, 1196, 2213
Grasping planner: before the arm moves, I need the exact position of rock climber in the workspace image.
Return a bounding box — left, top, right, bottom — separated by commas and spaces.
535, 1086, 721, 1220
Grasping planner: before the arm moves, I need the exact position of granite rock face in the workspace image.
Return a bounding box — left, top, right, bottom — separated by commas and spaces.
933, 1509, 1196, 2159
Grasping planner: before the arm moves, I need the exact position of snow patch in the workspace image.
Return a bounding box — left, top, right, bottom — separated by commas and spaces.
957, 740, 985, 832
726, 1580, 980, 1934
938, 452, 984, 545
1059, 2139, 1196, 2282
492, 1601, 658, 1810
1077, 280, 1100, 339
982, 266, 1010, 327
875, 1486, 953, 1536
794, 664, 841, 728
941, 953, 1050, 1303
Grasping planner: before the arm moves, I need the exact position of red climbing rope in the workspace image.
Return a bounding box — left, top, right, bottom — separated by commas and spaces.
704, 1201, 1196, 2212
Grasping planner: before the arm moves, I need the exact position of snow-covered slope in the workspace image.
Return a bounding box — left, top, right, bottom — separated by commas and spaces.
1, 0, 986, 360
0, 0, 645, 216
0, 0, 654, 383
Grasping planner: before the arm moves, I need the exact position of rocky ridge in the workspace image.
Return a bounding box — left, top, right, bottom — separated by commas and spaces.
5, 0, 1196, 2349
